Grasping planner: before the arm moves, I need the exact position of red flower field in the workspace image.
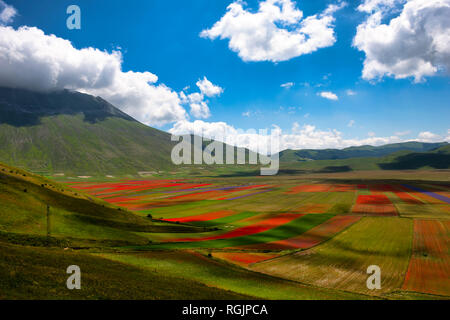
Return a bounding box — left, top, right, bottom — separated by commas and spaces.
166, 213, 301, 243
402, 220, 450, 296
163, 210, 235, 223
352, 194, 397, 216
391, 186, 423, 204
213, 252, 280, 266
356, 194, 391, 205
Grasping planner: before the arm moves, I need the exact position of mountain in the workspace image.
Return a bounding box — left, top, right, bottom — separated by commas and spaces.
279, 145, 450, 172
0, 87, 176, 175
279, 141, 448, 162
0, 87, 264, 176
377, 144, 450, 170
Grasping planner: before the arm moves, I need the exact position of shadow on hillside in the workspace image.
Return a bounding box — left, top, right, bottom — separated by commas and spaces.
0, 87, 135, 127
216, 168, 309, 177
378, 153, 450, 170
317, 165, 352, 173
215, 169, 261, 177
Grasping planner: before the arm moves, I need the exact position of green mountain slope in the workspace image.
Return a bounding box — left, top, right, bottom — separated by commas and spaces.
0, 87, 262, 176
378, 145, 450, 170
0, 87, 175, 175
279, 141, 448, 162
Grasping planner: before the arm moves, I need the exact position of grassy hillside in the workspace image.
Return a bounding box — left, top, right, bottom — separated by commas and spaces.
0, 162, 206, 246
0, 241, 251, 300
0, 114, 177, 175
96, 251, 366, 300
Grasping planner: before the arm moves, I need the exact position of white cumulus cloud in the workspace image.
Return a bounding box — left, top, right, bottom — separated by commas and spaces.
200, 0, 346, 62
196, 76, 223, 97
0, 26, 188, 126
357, 0, 404, 13
319, 91, 338, 100
0, 0, 16, 25
180, 77, 223, 119
169, 120, 441, 153
417, 131, 442, 142
445, 129, 450, 142
354, 0, 450, 82
189, 101, 211, 119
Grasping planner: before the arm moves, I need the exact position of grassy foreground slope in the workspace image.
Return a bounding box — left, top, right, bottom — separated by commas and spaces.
0, 163, 244, 299
0, 163, 254, 299
96, 251, 367, 300
0, 162, 204, 246
0, 242, 251, 300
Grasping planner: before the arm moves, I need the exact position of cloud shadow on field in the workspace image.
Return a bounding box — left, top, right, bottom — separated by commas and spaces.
317, 166, 352, 173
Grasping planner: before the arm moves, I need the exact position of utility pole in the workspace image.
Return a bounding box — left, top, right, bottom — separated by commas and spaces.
46, 204, 51, 238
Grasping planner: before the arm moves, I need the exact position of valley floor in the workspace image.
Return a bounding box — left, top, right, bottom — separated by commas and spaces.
1, 168, 449, 299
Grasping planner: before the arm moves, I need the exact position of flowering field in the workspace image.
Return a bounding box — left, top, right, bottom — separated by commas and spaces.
64, 178, 450, 298
402, 220, 450, 296
241, 215, 361, 250
163, 210, 235, 223
352, 194, 398, 216
166, 213, 302, 243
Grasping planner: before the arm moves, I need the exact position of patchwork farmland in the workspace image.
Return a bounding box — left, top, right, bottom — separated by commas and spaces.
61, 172, 450, 299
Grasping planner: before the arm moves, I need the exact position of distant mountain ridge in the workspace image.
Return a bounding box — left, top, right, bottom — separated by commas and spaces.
278, 144, 450, 172
279, 141, 448, 162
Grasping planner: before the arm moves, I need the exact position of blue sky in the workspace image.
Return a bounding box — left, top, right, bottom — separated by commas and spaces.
1, 0, 449, 150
